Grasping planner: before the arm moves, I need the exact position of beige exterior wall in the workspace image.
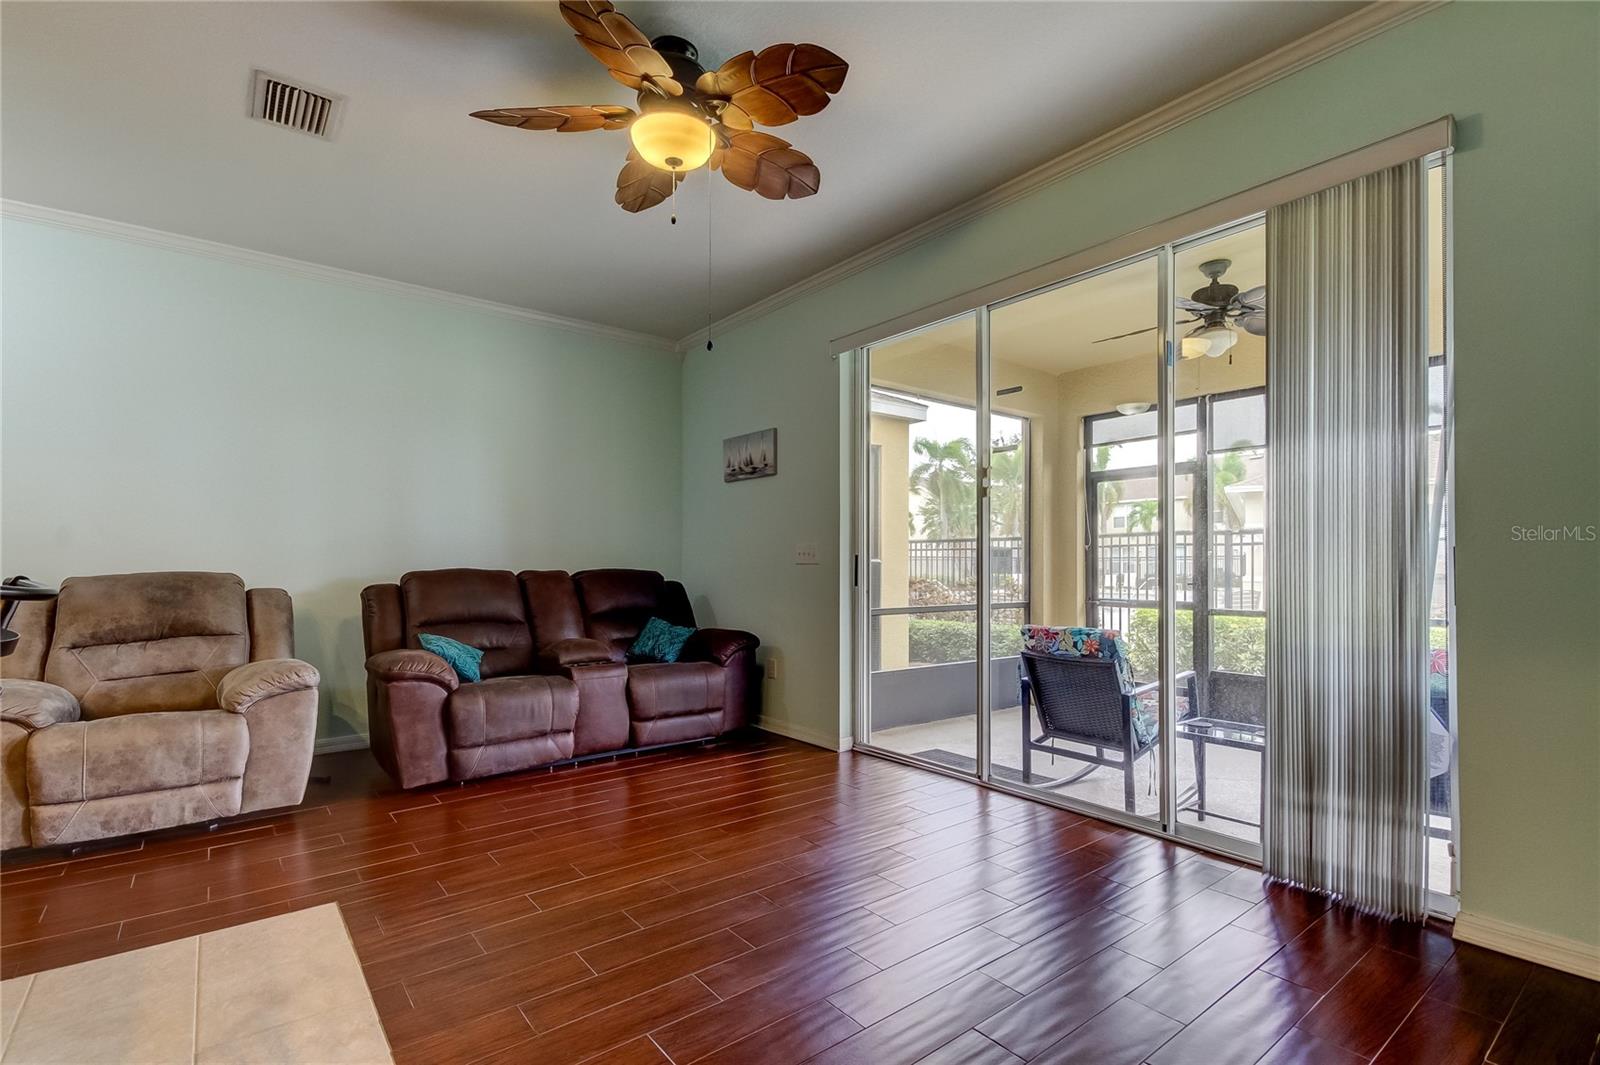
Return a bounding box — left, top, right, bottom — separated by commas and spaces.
871, 342, 1070, 628
870, 411, 912, 669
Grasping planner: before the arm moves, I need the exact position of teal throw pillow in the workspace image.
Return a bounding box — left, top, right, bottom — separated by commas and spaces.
629, 617, 695, 663
419, 633, 484, 683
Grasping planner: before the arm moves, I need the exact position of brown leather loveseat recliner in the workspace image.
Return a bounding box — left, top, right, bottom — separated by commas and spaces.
361, 568, 759, 789
0, 572, 320, 852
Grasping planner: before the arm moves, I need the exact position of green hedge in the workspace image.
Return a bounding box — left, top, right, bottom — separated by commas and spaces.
907, 618, 1023, 664
1125, 609, 1265, 678
1124, 610, 1450, 676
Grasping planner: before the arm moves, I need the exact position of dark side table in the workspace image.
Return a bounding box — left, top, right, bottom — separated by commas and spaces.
1, 577, 59, 658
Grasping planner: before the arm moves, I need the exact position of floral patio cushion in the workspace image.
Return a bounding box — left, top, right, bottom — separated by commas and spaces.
1020, 625, 1153, 745
1132, 710, 1158, 747
1020, 625, 1134, 687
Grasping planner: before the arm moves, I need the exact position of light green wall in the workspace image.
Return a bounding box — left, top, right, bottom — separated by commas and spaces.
1, 217, 681, 745
681, 2, 1600, 948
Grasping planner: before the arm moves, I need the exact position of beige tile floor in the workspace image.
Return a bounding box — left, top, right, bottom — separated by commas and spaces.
0, 904, 391, 1065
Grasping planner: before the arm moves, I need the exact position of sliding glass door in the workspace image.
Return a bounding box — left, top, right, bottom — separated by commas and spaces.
1424, 158, 1458, 907
985, 253, 1168, 830
860, 313, 984, 774
856, 236, 1271, 858
854, 176, 1451, 881
1169, 218, 1269, 853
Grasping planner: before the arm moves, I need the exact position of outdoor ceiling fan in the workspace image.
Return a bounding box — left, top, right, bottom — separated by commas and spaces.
470, 0, 848, 214
1095, 259, 1267, 359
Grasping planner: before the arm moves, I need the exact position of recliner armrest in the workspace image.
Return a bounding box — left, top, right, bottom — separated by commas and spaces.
0, 679, 81, 732
538, 638, 624, 671
366, 649, 459, 692
221, 658, 321, 714
680, 627, 759, 666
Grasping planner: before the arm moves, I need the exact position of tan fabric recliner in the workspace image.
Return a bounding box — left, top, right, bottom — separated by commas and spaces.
0, 572, 319, 851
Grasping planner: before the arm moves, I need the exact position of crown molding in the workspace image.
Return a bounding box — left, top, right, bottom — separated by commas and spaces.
675, 0, 1447, 351
0, 199, 679, 353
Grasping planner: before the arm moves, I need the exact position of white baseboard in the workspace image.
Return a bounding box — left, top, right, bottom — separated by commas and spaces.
1452, 910, 1600, 980
314, 733, 370, 755
318, 724, 847, 756
755, 718, 852, 752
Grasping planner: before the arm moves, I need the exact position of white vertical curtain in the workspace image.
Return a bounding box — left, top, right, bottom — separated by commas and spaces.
1264, 159, 1430, 920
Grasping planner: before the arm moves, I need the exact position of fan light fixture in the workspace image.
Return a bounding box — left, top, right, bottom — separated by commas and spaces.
1115, 402, 1153, 416
1186, 323, 1238, 359
630, 109, 715, 172
471, 5, 846, 213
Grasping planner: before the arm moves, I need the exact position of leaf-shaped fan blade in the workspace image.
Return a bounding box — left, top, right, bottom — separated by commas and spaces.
712, 130, 820, 200
1239, 313, 1267, 337
615, 149, 681, 213
699, 43, 848, 127
1236, 285, 1266, 309
1176, 296, 1217, 312
470, 105, 636, 132
559, 1, 682, 96
715, 102, 754, 131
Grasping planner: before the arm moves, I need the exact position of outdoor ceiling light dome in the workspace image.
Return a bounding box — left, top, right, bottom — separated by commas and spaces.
1115, 402, 1153, 416
630, 108, 715, 173
1189, 323, 1239, 359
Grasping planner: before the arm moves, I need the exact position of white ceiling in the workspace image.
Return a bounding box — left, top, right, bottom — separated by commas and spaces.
1, 1, 1359, 341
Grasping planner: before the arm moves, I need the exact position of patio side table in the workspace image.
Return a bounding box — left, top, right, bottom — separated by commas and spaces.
1176, 716, 1266, 829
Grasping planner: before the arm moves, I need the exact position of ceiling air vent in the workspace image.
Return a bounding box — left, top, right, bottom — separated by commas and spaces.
250, 70, 343, 139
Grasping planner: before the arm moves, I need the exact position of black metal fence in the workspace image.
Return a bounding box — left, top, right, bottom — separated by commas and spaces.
907, 536, 1025, 592
1211, 528, 1266, 611
904, 529, 1263, 609
1093, 528, 1265, 611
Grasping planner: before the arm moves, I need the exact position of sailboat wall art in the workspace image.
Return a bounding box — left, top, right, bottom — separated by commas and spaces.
723, 428, 777, 483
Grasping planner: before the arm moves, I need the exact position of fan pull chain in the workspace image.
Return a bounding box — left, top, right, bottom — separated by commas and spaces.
670, 172, 678, 225
705, 173, 714, 351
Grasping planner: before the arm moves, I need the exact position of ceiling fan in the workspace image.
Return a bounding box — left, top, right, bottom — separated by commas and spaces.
1094, 259, 1267, 358
470, 1, 848, 214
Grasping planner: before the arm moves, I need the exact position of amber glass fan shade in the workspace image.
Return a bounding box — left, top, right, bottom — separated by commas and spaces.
629, 110, 715, 172
468, 3, 848, 210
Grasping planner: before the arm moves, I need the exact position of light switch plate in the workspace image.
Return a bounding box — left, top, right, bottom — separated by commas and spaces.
794, 542, 819, 565
764, 655, 780, 680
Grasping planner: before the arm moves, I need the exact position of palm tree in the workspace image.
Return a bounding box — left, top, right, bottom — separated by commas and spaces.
1093, 447, 1128, 523
1211, 450, 1249, 530
989, 445, 1026, 539
1125, 499, 1160, 533
911, 437, 977, 538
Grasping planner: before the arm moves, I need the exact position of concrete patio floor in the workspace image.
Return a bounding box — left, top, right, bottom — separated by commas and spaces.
870, 706, 1453, 891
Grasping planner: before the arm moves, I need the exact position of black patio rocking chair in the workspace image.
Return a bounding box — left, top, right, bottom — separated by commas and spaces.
1018, 650, 1165, 813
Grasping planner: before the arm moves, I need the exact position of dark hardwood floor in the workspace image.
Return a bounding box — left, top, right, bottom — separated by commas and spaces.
2, 734, 1596, 1064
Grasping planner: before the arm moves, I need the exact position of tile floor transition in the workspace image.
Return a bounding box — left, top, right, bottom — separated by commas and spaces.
0, 904, 391, 1064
